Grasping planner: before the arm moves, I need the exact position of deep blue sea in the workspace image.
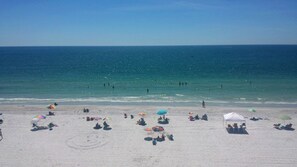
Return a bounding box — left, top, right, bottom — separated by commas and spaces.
0, 45, 297, 107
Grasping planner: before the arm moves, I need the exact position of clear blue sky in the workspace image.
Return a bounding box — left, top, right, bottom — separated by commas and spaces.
0, 0, 297, 46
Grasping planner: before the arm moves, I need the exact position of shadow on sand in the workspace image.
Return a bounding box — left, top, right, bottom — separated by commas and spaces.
226, 128, 249, 135
31, 126, 49, 131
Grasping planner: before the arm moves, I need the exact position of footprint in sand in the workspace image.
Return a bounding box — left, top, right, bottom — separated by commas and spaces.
66, 133, 108, 150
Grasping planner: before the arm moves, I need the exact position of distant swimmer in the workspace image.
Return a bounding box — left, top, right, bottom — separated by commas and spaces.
147, 88, 149, 94
220, 84, 223, 89
112, 85, 115, 90
179, 82, 181, 86
104, 83, 106, 87
202, 100, 206, 108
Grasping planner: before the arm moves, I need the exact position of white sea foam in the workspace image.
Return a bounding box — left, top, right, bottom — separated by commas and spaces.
0, 97, 297, 107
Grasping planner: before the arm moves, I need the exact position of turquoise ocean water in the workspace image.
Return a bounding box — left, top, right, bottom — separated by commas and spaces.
0, 45, 297, 107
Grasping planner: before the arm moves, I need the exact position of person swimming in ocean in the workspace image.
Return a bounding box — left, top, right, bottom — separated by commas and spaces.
147, 88, 149, 94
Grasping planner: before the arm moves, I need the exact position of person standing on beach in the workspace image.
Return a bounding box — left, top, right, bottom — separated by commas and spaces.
0, 128, 3, 141
202, 100, 206, 108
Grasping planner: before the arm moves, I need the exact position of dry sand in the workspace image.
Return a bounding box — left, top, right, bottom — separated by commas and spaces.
0, 105, 297, 167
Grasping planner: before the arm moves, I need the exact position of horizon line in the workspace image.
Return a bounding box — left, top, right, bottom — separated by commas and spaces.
1, 44, 297, 47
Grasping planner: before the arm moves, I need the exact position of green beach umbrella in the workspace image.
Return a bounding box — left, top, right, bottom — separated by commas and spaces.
280, 115, 292, 124
248, 108, 256, 112
248, 108, 256, 118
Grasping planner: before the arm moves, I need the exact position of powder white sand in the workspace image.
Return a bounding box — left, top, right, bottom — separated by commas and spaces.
0, 105, 297, 167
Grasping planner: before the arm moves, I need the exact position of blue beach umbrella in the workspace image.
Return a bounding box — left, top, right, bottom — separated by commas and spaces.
156, 109, 168, 115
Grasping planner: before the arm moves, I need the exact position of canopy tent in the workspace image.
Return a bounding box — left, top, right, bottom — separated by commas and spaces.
223, 112, 246, 125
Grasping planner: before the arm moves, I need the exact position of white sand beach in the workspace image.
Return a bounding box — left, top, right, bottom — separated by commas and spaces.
0, 105, 297, 167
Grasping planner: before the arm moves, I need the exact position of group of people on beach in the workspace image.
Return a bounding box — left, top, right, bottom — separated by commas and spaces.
123, 112, 174, 146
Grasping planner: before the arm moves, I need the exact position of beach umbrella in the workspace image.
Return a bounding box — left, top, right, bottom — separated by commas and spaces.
34, 115, 46, 119
31, 118, 40, 124
144, 127, 154, 136
144, 127, 152, 132
280, 115, 292, 124
248, 108, 256, 112
152, 126, 164, 132
94, 117, 102, 121
156, 109, 168, 116
138, 112, 147, 117
248, 108, 256, 118
103, 117, 112, 122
